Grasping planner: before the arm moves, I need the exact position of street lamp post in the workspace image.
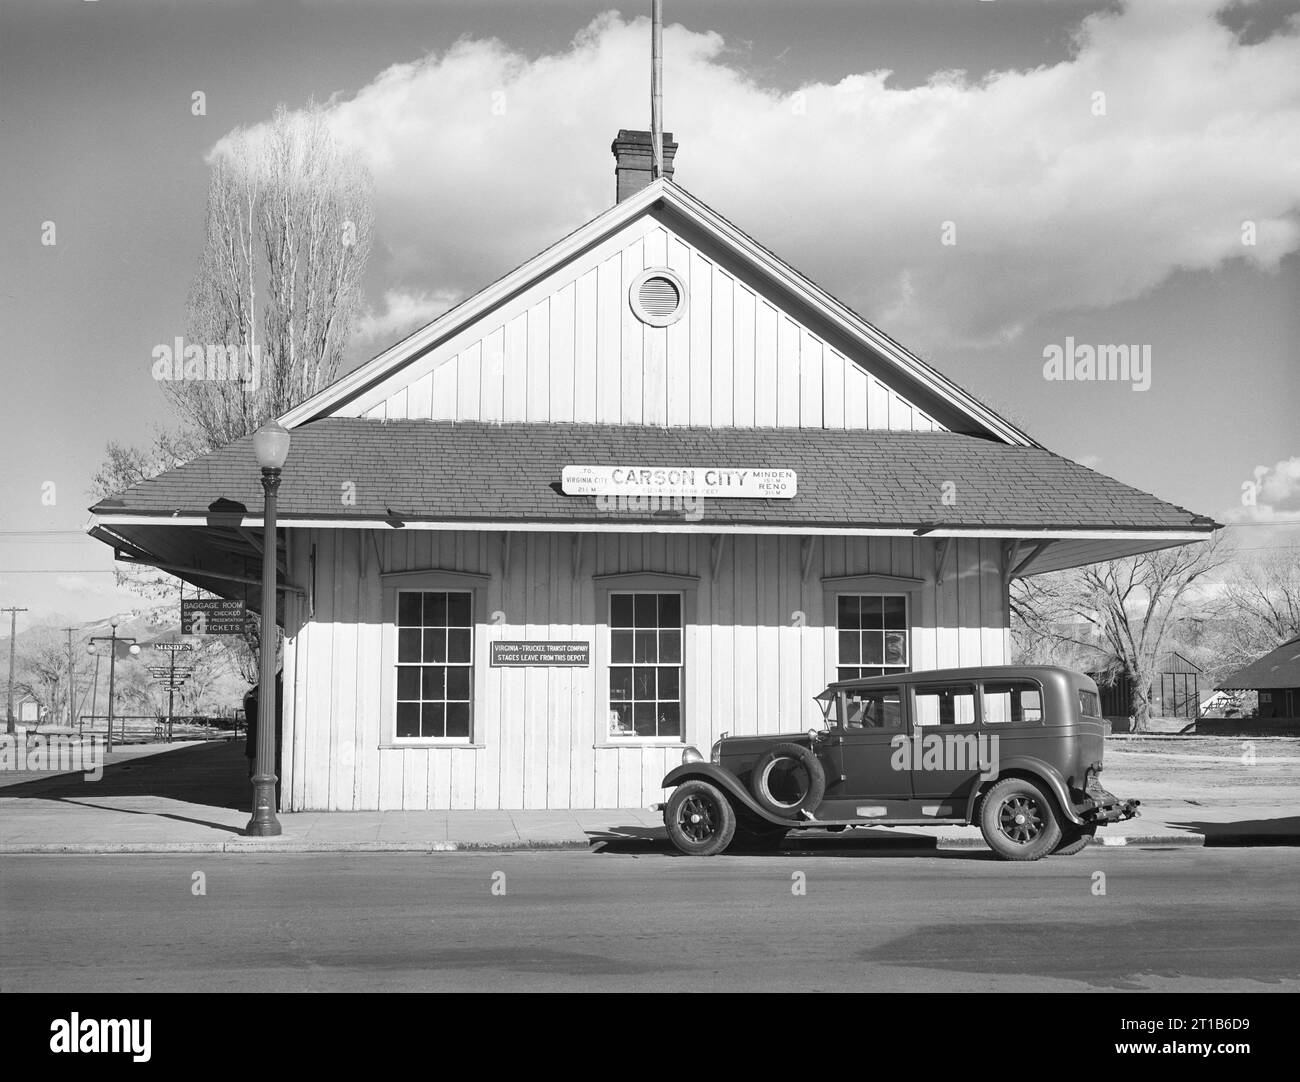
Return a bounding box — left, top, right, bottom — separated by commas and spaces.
87, 618, 140, 754
247, 420, 290, 837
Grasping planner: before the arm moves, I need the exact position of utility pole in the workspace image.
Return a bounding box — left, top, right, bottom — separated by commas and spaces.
3, 606, 28, 734
62, 628, 78, 728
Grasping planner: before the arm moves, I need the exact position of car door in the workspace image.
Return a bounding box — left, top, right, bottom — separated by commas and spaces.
907, 681, 986, 805
822, 686, 911, 801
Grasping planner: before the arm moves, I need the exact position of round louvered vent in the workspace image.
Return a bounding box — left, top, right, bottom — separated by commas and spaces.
639, 276, 679, 317
629, 267, 687, 326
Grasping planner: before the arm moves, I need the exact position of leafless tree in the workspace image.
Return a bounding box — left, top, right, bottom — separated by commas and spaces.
14, 626, 71, 725
1011, 536, 1226, 731
1219, 541, 1300, 663
169, 102, 374, 450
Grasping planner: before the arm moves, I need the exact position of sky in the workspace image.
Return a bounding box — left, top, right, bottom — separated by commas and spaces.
1, 0, 1298, 633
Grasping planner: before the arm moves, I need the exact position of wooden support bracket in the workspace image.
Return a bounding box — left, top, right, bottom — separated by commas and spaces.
800, 536, 816, 582
710, 535, 725, 578
934, 537, 952, 586
1010, 540, 1051, 581
572, 533, 584, 579
1000, 540, 1023, 588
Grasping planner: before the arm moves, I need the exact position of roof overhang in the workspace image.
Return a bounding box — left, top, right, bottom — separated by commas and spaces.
91, 514, 1212, 580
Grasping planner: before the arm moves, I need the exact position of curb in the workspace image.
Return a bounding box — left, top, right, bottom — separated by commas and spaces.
933, 833, 1208, 850
0, 838, 596, 855
8, 834, 1298, 855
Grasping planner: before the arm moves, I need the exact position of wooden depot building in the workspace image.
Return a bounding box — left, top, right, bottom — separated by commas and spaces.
88, 130, 1218, 811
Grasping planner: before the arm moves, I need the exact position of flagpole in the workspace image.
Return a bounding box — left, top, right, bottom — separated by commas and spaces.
651, 0, 663, 180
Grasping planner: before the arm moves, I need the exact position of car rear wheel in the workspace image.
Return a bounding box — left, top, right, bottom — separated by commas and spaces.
1053, 824, 1097, 856
979, 777, 1062, 861
664, 780, 737, 856
749, 743, 826, 819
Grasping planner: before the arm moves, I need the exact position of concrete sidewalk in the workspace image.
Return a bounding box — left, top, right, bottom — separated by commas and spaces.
1, 739, 1296, 854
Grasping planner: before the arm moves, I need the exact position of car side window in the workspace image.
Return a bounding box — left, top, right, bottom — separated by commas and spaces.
842, 689, 903, 730
982, 681, 1044, 725
913, 684, 977, 727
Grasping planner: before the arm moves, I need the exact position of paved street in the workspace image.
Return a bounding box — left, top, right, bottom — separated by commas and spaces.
3, 847, 1297, 992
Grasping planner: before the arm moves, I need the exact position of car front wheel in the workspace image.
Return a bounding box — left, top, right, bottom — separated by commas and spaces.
664, 780, 737, 856
979, 777, 1062, 861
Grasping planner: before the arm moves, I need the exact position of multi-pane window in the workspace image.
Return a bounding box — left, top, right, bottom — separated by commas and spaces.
609, 592, 682, 739
396, 590, 472, 740
836, 594, 908, 681
914, 683, 977, 727
983, 681, 1044, 725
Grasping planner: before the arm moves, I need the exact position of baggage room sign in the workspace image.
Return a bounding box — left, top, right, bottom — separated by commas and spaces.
561, 465, 796, 499
181, 599, 247, 636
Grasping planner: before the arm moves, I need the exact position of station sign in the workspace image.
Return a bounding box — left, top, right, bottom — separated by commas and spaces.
561, 465, 796, 499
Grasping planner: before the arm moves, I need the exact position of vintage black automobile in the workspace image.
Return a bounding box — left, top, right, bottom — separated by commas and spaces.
660, 666, 1139, 860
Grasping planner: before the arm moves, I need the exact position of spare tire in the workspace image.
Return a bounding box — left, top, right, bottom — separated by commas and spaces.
749, 743, 826, 819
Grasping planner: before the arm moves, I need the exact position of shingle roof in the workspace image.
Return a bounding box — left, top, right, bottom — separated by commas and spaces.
90, 418, 1213, 532
1216, 636, 1300, 691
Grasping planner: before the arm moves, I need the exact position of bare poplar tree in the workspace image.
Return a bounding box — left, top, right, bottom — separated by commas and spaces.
1011, 537, 1226, 731
167, 102, 374, 449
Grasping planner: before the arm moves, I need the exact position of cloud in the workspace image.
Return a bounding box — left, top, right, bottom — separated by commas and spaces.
1226, 456, 1300, 523
353, 288, 461, 344
238, 1, 1300, 351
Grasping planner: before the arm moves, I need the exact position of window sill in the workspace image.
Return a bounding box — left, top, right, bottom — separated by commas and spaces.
592, 742, 686, 750
378, 743, 486, 750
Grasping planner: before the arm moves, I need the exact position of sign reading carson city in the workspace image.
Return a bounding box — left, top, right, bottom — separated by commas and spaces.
561, 465, 797, 499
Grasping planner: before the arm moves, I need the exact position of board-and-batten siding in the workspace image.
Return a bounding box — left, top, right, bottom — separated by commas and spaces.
279, 529, 1009, 812
356, 224, 940, 433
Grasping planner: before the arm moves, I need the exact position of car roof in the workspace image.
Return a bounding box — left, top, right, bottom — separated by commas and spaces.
824, 665, 1087, 693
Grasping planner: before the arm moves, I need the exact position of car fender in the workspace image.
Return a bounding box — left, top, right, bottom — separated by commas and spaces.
660, 763, 790, 826
965, 756, 1086, 826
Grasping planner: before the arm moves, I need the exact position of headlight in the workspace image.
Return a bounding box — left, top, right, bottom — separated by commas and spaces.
710, 740, 721, 764
681, 745, 704, 764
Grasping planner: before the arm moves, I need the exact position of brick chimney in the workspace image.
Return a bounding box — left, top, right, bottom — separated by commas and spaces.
612, 129, 678, 202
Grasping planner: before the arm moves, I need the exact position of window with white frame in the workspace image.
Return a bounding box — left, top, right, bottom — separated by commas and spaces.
395, 590, 473, 740
608, 592, 682, 738
836, 594, 909, 682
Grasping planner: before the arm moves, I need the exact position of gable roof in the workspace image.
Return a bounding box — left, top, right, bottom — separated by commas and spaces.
91, 418, 1213, 539
1217, 636, 1300, 690
280, 179, 1037, 447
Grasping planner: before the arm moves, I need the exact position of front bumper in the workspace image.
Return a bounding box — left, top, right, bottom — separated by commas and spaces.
1075, 774, 1140, 824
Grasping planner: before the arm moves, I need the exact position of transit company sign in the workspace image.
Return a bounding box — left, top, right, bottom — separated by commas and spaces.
561, 465, 796, 499
491, 641, 591, 667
